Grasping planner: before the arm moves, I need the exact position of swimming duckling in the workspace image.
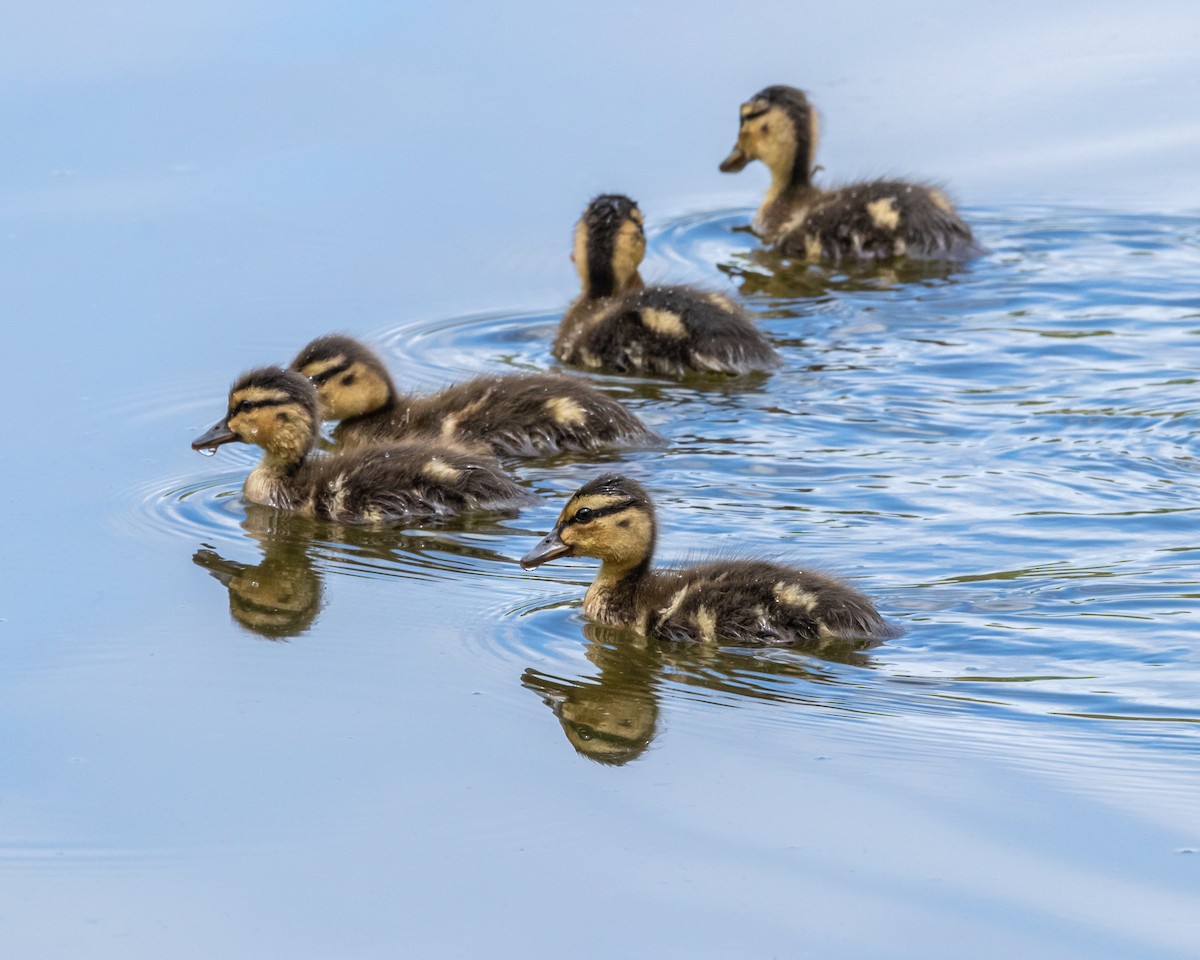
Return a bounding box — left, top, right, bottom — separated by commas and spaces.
720, 85, 978, 261
290, 334, 658, 457
191, 366, 531, 523
553, 195, 780, 377
520, 474, 896, 647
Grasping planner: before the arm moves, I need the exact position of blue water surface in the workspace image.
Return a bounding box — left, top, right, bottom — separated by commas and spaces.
1, 2, 1198, 958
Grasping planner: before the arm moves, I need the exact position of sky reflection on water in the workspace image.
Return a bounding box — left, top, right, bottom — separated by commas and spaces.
2, 2, 1200, 958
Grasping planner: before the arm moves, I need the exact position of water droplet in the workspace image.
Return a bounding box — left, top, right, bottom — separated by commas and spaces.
198, 447, 217, 457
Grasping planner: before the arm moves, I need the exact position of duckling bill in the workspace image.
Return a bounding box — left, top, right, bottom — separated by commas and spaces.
721, 85, 978, 261
290, 334, 659, 457
521, 474, 897, 648
192, 366, 531, 524
553, 194, 780, 377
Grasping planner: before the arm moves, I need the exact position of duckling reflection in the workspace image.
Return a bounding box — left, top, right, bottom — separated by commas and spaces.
523, 626, 660, 765
193, 536, 322, 640
191, 502, 521, 637
718, 246, 964, 300
523, 622, 876, 765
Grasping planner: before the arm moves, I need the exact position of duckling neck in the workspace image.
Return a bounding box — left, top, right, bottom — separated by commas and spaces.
582, 269, 644, 302
584, 558, 652, 627
757, 175, 821, 239
245, 450, 305, 507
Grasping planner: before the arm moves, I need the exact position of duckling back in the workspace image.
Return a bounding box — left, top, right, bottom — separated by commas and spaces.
643, 560, 896, 648
777, 180, 978, 261
343, 373, 658, 457
292, 334, 658, 457
291, 436, 531, 523
555, 285, 780, 377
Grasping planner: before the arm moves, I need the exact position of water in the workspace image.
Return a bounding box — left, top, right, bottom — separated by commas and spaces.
3, 3, 1200, 958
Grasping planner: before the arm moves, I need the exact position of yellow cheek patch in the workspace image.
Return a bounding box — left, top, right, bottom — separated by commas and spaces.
611, 220, 645, 291
545, 396, 588, 427
866, 197, 901, 231
641, 308, 687, 338
573, 222, 590, 284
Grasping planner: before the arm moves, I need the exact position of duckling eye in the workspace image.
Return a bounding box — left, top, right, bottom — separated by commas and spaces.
573, 507, 595, 524
232, 400, 249, 416
340, 373, 356, 387
575, 725, 594, 741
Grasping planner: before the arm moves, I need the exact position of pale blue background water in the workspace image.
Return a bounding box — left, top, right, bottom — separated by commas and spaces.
2, 2, 1199, 958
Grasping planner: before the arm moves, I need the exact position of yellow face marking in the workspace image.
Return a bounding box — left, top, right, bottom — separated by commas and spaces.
740, 98, 768, 119
747, 105, 798, 178
231, 386, 291, 408
774, 582, 816, 611
226, 390, 313, 463
556, 492, 627, 527
640, 308, 687, 338
808, 106, 821, 166
611, 219, 646, 294
545, 396, 588, 427
297, 355, 347, 381
572, 220, 590, 288
866, 197, 901, 231
423, 459, 462, 484
556, 492, 652, 571
928, 188, 953, 214
310, 360, 391, 420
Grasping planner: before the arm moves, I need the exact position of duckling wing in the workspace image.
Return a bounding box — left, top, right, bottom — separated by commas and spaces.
302, 442, 530, 524
557, 287, 779, 377
410, 374, 658, 457
646, 560, 894, 648
780, 180, 978, 261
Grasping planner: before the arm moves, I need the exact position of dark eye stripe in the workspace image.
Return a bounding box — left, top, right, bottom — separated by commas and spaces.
740, 107, 769, 123
568, 499, 638, 525
233, 398, 289, 414
308, 361, 351, 385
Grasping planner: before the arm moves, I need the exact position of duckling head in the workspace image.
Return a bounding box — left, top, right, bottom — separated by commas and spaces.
192, 366, 320, 465
521, 473, 656, 574
720, 85, 819, 191
290, 334, 396, 421
573, 194, 647, 300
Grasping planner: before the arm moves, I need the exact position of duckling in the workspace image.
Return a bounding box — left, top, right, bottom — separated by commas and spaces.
191, 366, 531, 524
520, 474, 896, 647
720, 85, 978, 261
553, 194, 780, 377
290, 334, 658, 457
